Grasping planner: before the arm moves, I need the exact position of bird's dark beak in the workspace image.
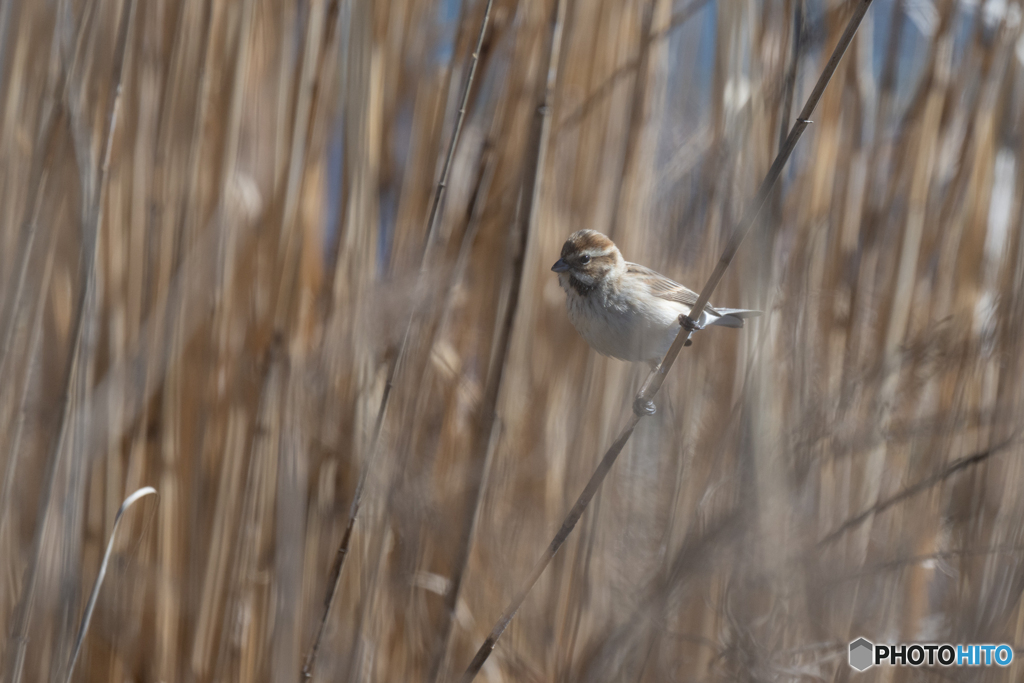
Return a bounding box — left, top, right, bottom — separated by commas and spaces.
551, 258, 570, 273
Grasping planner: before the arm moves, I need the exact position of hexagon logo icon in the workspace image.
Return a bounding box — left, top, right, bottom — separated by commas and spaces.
849, 638, 874, 671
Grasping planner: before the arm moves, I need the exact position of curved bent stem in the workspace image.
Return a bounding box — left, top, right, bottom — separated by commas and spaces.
63, 487, 158, 683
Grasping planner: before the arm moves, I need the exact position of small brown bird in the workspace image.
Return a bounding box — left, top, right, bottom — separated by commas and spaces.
552, 230, 760, 365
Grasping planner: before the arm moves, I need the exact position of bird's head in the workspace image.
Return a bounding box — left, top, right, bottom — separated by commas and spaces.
551, 230, 624, 291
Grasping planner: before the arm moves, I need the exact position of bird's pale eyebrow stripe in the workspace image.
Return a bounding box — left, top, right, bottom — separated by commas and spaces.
561, 231, 617, 258
563, 245, 614, 258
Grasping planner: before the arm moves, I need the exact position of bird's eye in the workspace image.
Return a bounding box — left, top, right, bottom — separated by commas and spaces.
579, 255, 591, 265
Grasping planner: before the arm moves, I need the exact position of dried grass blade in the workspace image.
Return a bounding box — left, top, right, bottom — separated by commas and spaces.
62, 487, 158, 683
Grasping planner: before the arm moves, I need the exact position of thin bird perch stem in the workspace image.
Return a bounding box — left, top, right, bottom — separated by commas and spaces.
459, 2, 875, 680
300, 1, 495, 678
818, 437, 1016, 547
459, 418, 641, 682
635, 0, 873, 407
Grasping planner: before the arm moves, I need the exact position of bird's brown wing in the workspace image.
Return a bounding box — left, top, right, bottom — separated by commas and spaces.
624, 262, 719, 314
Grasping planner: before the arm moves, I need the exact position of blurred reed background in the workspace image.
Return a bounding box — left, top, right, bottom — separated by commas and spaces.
1, 0, 1023, 681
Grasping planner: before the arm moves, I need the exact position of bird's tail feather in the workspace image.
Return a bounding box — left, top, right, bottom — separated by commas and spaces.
700, 308, 762, 329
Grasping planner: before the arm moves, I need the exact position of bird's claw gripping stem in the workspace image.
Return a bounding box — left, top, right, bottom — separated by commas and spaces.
680, 314, 699, 346
633, 396, 656, 416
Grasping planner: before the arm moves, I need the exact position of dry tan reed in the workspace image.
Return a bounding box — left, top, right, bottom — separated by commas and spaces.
2, 1, 1024, 682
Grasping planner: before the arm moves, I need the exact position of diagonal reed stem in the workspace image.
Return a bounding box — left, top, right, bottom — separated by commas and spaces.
635, 0, 874, 408
300, 1, 495, 678
459, 2, 875, 680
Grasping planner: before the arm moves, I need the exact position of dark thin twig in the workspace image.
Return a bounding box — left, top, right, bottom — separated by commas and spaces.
459, 417, 642, 682
459, 3, 876, 680
431, 0, 567, 680
300, 1, 495, 678
818, 438, 1016, 547
424, 0, 495, 255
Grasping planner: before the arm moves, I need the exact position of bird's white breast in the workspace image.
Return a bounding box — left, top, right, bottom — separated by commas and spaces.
560, 275, 688, 363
